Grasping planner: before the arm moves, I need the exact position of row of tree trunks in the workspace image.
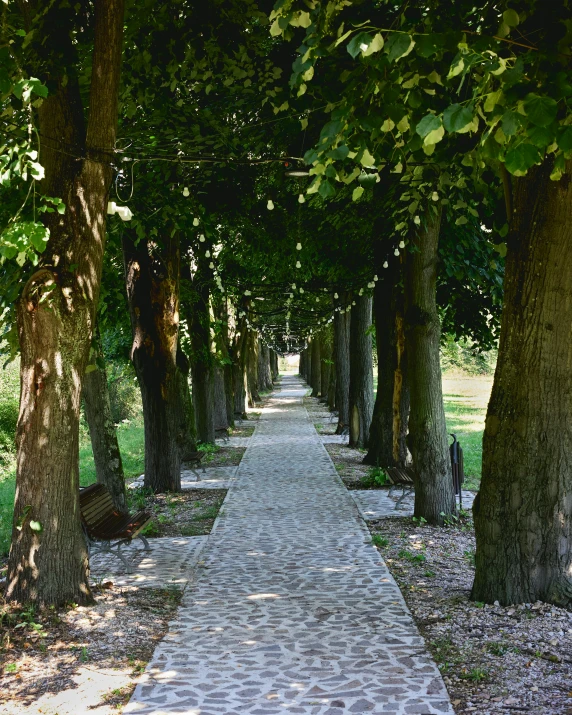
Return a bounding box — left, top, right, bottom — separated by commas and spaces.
123, 233, 182, 493
349, 295, 374, 449
310, 335, 321, 397
7, 0, 126, 606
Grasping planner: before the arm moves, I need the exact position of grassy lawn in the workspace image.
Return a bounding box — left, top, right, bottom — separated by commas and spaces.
0, 420, 145, 558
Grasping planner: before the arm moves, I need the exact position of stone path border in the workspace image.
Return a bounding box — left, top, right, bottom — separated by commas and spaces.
125, 375, 453, 714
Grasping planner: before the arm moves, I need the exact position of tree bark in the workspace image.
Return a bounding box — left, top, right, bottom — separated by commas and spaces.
8, 0, 125, 606
123, 233, 181, 493
473, 161, 572, 607
349, 295, 374, 449
246, 330, 261, 407
305, 339, 312, 387
334, 308, 351, 433
327, 356, 336, 412
213, 367, 228, 429
311, 334, 321, 397
82, 326, 127, 512
364, 270, 409, 467
404, 207, 455, 525
231, 310, 249, 419
258, 342, 272, 392
213, 298, 234, 427
320, 330, 332, 403
175, 346, 197, 460
188, 263, 215, 443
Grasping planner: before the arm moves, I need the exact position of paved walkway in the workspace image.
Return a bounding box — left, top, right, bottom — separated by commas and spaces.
125, 376, 453, 715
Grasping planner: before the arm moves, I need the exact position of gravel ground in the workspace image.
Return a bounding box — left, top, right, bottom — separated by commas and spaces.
0, 584, 183, 714
369, 517, 572, 714
127, 487, 227, 537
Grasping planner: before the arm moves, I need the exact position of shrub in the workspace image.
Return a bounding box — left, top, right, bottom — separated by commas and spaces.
106, 360, 142, 423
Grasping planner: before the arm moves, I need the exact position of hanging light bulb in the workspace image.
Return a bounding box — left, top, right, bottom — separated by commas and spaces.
394, 248, 400, 256
183, 187, 190, 197
383, 261, 389, 268
296, 260, 301, 268
299, 287, 304, 294
205, 250, 211, 258
399, 240, 405, 249
296, 242, 302, 250
334, 292, 339, 299
193, 217, 200, 226
298, 194, 305, 204
373, 275, 378, 281
209, 262, 214, 269
199, 234, 205, 242
267, 199, 274, 210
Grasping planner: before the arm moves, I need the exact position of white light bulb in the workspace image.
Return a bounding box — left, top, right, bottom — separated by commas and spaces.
298, 194, 306, 204
296, 260, 301, 268
183, 187, 190, 197
399, 240, 405, 249
267, 199, 274, 210
394, 249, 400, 256
193, 217, 199, 226
209, 262, 214, 269
334, 292, 338, 299
373, 275, 378, 281
300, 287, 304, 294
199, 234, 205, 242
383, 261, 388, 268
205, 250, 211, 257
296, 242, 302, 250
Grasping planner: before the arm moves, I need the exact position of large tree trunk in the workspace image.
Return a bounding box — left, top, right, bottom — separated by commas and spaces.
231, 311, 249, 419
305, 339, 312, 387
364, 270, 409, 467
473, 161, 572, 607
299, 348, 307, 380
404, 207, 455, 525
334, 308, 351, 433
349, 295, 374, 449
327, 356, 336, 412
257, 342, 272, 393
7, 0, 125, 606
123, 233, 181, 493
320, 330, 332, 403
310, 334, 321, 397
175, 346, 197, 460
83, 326, 127, 512
270, 349, 279, 381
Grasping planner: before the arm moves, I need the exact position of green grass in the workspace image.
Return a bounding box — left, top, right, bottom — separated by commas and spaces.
0, 419, 145, 557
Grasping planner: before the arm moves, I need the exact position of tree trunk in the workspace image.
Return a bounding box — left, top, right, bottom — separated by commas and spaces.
349, 295, 374, 449
175, 346, 197, 460
213, 367, 228, 429
213, 298, 234, 427
7, 0, 125, 606
270, 349, 279, 381
257, 342, 272, 392
82, 326, 126, 512
364, 271, 409, 467
123, 233, 181, 493
299, 348, 306, 380
231, 311, 249, 419
327, 356, 336, 411
311, 335, 321, 397
246, 330, 261, 407
473, 161, 572, 607
404, 207, 455, 525
306, 339, 312, 387
320, 331, 332, 403
334, 308, 351, 433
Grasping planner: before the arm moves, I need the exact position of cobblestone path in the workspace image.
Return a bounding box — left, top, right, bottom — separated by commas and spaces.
125, 375, 453, 715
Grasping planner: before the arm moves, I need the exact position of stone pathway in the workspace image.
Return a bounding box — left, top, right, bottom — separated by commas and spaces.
125, 375, 453, 715
129, 465, 238, 491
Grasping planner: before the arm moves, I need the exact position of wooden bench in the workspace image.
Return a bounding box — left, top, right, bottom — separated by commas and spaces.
184, 450, 206, 480
79, 483, 152, 573
385, 466, 415, 507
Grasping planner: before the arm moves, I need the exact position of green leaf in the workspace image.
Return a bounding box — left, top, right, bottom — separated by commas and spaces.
352, 186, 364, 201
443, 104, 474, 133
501, 110, 522, 136
523, 94, 558, 128
416, 113, 441, 138
362, 33, 384, 57
359, 148, 376, 167
347, 32, 371, 59
385, 33, 415, 63
358, 172, 377, 186
526, 126, 553, 149
557, 126, 572, 152
504, 144, 542, 176
327, 145, 350, 160
318, 180, 335, 199
415, 35, 439, 58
